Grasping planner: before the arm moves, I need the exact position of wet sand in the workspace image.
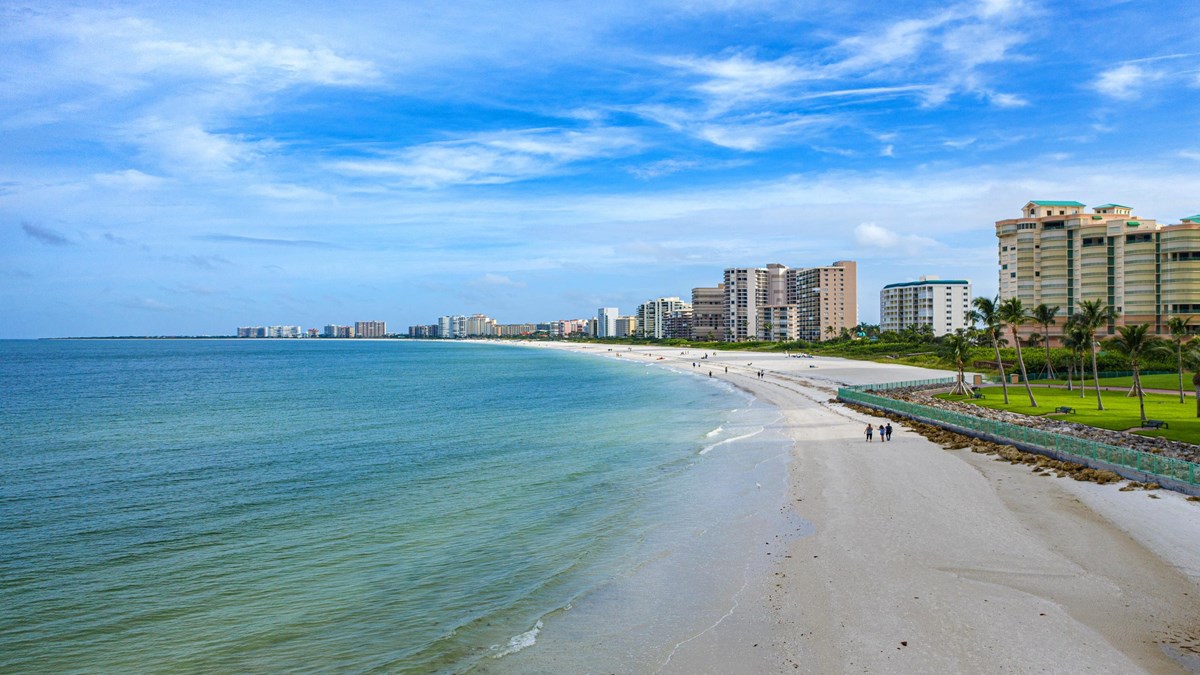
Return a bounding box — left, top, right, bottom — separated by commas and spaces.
510, 342, 1200, 673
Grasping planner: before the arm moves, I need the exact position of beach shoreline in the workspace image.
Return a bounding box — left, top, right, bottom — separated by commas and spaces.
495, 340, 1200, 673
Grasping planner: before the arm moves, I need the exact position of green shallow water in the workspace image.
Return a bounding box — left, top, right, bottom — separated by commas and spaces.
0, 340, 790, 672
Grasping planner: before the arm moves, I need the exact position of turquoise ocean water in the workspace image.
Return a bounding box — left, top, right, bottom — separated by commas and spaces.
1, 340, 790, 672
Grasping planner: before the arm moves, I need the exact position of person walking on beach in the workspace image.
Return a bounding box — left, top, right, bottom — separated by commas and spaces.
877, 424, 885, 441
885, 423, 893, 441
865, 424, 873, 442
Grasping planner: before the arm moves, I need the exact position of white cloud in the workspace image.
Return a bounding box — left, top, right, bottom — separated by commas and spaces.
880, 144, 895, 158
476, 273, 526, 288
93, 169, 165, 189
835, 15, 950, 73
988, 92, 1028, 108
665, 53, 814, 103
124, 117, 274, 171
332, 128, 641, 188
696, 115, 831, 151
134, 40, 378, 87
1094, 63, 1155, 99
246, 184, 332, 201
854, 222, 940, 255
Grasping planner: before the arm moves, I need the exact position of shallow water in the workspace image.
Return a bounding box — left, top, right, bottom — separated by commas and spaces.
0, 340, 791, 672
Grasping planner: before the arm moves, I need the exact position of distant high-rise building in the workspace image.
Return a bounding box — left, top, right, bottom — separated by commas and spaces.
690, 284, 725, 341
597, 307, 619, 337
495, 323, 537, 337
664, 308, 693, 339
723, 261, 856, 341
408, 324, 439, 338
789, 260, 857, 342
997, 200, 1200, 341
636, 297, 690, 339
615, 316, 638, 337
355, 321, 386, 338
880, 276, 972, 336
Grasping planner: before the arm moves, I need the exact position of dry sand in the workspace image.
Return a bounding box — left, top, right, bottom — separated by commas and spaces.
509, 341, 1200, 673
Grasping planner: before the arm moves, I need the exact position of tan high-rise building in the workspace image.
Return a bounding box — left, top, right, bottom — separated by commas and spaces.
997, 201, 1200, 341
790, 261, 857, 341
615, 316, 638, 337
355, 321, 386, 338
690, 284, 726, 341
722, 261, 857, 341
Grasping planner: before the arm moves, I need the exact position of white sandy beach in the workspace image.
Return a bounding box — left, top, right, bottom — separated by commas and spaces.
503, 341, 1200, 673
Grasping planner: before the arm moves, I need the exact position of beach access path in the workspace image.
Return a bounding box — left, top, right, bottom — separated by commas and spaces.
510, 341, 1200, 673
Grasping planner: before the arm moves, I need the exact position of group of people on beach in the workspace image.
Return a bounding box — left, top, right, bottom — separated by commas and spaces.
865, 422, 893, 442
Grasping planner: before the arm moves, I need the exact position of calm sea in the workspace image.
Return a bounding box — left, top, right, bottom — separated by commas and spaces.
0, 340, 790, 672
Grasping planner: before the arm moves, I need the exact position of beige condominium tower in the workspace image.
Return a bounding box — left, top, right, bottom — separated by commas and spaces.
996, 200, 1200, 342
722, 261, 856, 341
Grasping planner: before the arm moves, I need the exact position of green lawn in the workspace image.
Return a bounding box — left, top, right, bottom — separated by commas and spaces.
1032, 373, 1187, 391
937, 386, 1198, 444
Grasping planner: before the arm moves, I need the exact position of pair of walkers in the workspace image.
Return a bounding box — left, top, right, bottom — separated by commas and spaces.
864, 422, 893, 442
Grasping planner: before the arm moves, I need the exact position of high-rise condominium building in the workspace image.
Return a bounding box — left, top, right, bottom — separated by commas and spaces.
690, 284, 725, 341
596, 307, 619, 337
615, 316, 638, 337
636, 297, 690, 339
723, 261, 857, 341
880, 276, 972, 336
997, 201, 1200, 340
355, 321, 386, 338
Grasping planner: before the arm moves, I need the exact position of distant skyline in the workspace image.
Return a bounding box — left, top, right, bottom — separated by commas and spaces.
3, 0, 1199, 338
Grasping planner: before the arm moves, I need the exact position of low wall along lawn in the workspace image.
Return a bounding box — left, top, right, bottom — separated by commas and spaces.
838, 379, 1200, 494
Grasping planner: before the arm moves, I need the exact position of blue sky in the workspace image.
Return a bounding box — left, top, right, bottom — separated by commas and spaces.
2, 0, 1198, 337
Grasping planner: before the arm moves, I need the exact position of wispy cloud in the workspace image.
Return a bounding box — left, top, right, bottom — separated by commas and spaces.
93, 169, 165, 190
855, 223, 940, 256
133, 39, 378, 87
197, 234, 342, 249
332, 127, 641, 188
1094, 63, 1156, 99
124, 118, 274, 172
663, 53, 815, 104
164, 254, 234, 269
474, 273, 527, 288
21, 222, 73, 246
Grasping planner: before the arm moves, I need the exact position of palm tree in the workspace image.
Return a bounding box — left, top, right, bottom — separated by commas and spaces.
1061, 317, 1089, 395
971, 296, 1010, 404
998, 297, 1038, 407
1075, 299, 1117, 410
1032, 303, 1060, 379
1183, 339, 1200, 417
939, 328, 975, 395
1102, 324, 1161, 426
1166, 316, 1192, 403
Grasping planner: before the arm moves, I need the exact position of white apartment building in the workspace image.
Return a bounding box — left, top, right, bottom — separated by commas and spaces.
723, 264, 788, 341
879, 276, 972, 336
636, 297, 691, 339
596, 307, 619, 337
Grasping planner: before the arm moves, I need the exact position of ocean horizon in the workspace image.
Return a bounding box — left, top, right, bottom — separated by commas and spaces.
1, 339, 792, 672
